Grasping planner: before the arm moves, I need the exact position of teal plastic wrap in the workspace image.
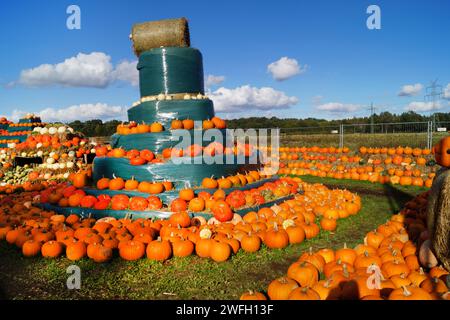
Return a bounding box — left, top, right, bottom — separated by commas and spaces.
111, 129, 227, 153
7, 126, 34, 132
127, 99, 214, 128
0, 124, 9, 130
0, 135, 28, 142
37, 203, 173, 220
18, 118, 41, 123
93, 155, 262, 187
138, 47, 204, 97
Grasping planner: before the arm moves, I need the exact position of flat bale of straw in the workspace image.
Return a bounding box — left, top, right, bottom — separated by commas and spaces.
426, 168, 450, 271
131, 17, 190, 56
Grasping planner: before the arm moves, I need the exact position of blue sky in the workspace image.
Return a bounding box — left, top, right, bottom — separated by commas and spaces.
0, 0, 449, 122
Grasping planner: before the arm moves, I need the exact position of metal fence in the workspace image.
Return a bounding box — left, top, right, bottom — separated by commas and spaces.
279, 121, 450, 149
91, 121, 450, 150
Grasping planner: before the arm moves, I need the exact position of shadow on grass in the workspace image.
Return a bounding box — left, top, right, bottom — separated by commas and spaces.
381, 183, 415, 214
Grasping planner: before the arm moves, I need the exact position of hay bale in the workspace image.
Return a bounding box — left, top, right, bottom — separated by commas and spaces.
426, 168, 450, 271
131, 17, 190, 56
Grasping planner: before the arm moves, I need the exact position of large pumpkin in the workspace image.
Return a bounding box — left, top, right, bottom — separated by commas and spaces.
433, 136, 450, 167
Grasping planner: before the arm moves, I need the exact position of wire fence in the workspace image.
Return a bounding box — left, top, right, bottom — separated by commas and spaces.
280, 121, 450, 149
90, 121, 450, 150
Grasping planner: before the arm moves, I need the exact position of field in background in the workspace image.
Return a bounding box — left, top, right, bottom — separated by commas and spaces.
280, 132, 448, 149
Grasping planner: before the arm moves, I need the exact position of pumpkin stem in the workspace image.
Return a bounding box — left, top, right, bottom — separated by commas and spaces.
402, 286, 412, 297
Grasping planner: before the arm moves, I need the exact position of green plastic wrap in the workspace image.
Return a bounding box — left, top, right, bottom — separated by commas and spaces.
0, 135, 28, 142
7, 126, 34, 132
93, 155, 262, 187
127, 99, 214, 128
138, 47, 204, 97
111, 129, 227, 153
18, 118, 41, 123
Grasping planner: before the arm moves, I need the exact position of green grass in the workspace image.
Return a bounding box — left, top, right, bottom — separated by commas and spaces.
280, 132, 448, 149
0, 177, 427, 300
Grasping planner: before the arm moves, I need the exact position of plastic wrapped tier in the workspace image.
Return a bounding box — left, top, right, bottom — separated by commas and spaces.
92, 155, 262, 187
128, 99, 214, 128
111, 129, 227, 153
138, 47, 205, 97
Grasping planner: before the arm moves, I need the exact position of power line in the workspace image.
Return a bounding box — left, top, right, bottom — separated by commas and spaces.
366, 102, 377, 133
424, 79, 444, 129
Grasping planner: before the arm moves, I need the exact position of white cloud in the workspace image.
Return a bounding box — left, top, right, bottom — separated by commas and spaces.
398, 83, 423, 96
267, 57, 306, 81
112, 60, 139, 86
444, 84, 450, 99
205, 75, 225, 87
6, 103, 126, 123
17, 52, 138, 88
406, 101, 442, 112
316, 102, 360, 113
209, 85, 299, 113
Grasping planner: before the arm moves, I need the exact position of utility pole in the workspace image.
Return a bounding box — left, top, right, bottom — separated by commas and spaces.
366, 102, 377, 134
425, 79, 443, 131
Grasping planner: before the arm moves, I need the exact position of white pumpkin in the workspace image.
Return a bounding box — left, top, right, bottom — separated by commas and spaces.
33, 127, 41, 133
36, 150, 43, 157
40, 127, 49, 134
48, 127, 57, 135
36, 142, 43, 149
43, 173, 51, 180
199, 228, 213, 239
58, 163, 66, 169
230, 214, 243, 225
207, 217, 220, 225
419, 240, 438, 268
46, 157, 55, 164
57, 126, 66, 134
66, 161, 74, 168
63, 172, 70, 179
68, 127, 74, 133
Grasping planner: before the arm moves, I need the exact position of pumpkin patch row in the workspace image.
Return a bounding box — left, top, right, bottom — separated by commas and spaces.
241, 190, 450, 300
0, 178, 361, 263
277, 144, 438, 188
116, 116, 227, 135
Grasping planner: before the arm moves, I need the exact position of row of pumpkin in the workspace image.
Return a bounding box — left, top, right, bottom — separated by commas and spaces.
0, 178, 361, 262
241, 190, 450, 300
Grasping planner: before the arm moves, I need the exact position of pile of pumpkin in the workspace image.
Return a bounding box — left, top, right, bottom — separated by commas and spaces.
241, 190, 450, 300
39, 177, 300, 217
0, 179, 361, 263
116, 117, 227, 135
277, 144, 437, 188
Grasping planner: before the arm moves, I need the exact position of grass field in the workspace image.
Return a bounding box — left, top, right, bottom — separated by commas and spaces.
0, 177, 428, 300
280, 132, 448, 149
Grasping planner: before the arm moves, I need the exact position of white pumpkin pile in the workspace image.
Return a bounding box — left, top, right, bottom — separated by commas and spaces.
33, 124, 74, 135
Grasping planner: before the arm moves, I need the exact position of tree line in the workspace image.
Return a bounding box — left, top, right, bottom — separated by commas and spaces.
68, 111, 448, 137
